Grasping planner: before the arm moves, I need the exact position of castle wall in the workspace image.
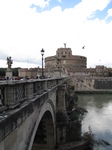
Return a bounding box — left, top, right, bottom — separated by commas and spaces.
18, 68, 41, 78
56, 48, 72, 58
45, 56, 56, 70
45, 47, 87, 73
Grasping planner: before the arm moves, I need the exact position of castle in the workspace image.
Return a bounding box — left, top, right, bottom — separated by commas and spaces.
45, 44, 87, 74
18, 45, 110, 78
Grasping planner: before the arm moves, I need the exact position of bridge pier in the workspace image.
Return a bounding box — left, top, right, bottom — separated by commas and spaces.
56, 84, 66, 113
56, 84, 69, 146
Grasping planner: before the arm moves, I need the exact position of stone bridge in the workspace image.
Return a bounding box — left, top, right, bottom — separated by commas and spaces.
1, 76, 111, 150
0, 78, 68, 150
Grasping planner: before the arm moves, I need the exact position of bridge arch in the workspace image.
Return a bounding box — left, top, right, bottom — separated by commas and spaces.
28, 99, 56, 150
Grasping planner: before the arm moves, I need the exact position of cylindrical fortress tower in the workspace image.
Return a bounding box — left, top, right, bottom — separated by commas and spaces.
45, 46, 87, 72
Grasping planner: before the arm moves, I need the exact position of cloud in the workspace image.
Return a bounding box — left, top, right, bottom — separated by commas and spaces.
74, 0, 111, 19
30, 0, 50, 9
105, 8, 112, 20
0, 0, 112, 68
57, 0, 61, 3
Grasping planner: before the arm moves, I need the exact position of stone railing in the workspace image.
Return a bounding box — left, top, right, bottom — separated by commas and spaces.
0, 78, 66, 111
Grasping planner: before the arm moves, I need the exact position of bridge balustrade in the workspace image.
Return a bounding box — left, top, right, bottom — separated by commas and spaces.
0, 78, 65, 111
0, 87, 4, 107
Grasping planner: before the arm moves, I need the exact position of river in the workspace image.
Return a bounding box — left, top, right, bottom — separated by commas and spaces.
77, 94, 112, 150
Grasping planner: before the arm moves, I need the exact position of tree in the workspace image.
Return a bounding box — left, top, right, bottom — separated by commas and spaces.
0, 68, 6, 76
12, 68, 20, 76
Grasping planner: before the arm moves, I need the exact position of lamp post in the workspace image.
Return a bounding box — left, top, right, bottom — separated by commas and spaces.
40, 48, 45, 79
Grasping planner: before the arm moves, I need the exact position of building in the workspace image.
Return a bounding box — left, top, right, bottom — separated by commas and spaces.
18, 45, 111, 78
18, 67, 42, 79
45, 45, 87, 75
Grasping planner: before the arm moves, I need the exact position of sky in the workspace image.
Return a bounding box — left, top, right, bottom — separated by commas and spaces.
0, 0, 112, 68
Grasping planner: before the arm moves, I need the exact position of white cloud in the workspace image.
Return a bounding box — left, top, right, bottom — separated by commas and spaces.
30, 0, 50, 9
57, 0, 61, 3
0, 0, 112, 68
105, 8, 112, 20
74, 0, 111, 19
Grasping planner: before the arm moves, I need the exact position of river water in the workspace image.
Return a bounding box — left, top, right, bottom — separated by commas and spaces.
77, 94, 112, 150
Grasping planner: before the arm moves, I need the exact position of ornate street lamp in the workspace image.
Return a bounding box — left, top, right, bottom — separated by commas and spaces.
40, 48, 45, 79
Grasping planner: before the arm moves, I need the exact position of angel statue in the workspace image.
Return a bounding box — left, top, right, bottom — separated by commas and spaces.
55, 56, 60, 68
7, 56, 13, 69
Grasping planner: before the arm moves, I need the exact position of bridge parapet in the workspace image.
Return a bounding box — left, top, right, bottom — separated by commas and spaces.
0, 78, 66, 110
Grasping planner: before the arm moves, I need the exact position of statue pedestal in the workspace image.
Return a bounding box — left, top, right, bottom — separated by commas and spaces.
5, 69, 13, 79
53, 67, 61, 78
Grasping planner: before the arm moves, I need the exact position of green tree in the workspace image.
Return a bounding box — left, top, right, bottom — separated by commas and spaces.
12, 68, 20, 76
0, 68, 6, 76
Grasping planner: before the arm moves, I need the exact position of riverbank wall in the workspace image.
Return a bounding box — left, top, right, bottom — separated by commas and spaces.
70, 77, 112, 91
56, 140, 90, 150
75, 90, 112, 94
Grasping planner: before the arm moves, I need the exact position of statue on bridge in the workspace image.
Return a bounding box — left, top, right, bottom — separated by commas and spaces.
55, 56, 60, 68
53, 56, 61, 78
7, 57, 13, 69
6, 56, 13, 79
